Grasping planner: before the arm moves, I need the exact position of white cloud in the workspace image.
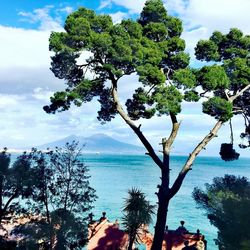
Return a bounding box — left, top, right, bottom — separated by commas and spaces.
0, 25, 51, 68
32, 88, 54, 102
110, 11, 128, 23
0, 25, 64, 95
183, 0, 250, 33
98, 0, 113, 10
100, 0, 146, 14
57, 6, 74, 15
164, 0, 250, 63
163, 0, 187, 15
0, 92, 101, 148
0, 94, 25, 109
18, 5, 63, 31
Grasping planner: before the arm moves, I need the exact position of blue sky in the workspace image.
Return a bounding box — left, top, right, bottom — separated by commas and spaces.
0, 1, 133, 29
0, 0, 249, 156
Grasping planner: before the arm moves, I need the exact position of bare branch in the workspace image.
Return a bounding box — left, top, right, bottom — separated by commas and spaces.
170, 120, 223, 198
111, 81, 164, 169
200, 90, 208, 97
78, 63, 90, 68
163, 113, 180, 155
169, 83, 250, 198
230, 84, 250, 102
225, 90, 230, 101
3, 189, 18, 213
146, 84, 156, 96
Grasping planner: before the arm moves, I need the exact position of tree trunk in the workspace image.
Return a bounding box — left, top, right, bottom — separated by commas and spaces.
151, 192, 170, 250
151, 154, 171, 250
0, 210, 3, 224
45, 200, 50, 223
0, 175, 3, 224
128, 235, 135, 250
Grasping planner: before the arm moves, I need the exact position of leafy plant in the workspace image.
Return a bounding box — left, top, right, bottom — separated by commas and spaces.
193, 175, 250, 250
12, 142, 97, 249
122, 188, 155, 250
0, 148, 34, 223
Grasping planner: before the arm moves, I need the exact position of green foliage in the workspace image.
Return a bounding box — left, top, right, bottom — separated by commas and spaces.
165, 16, 183, 37
0, 149, 34, 223
154, 86, 183, 115
97, 88, 117, 122
45, 0, 192, 121
8, 142, 96, 249
202, 97, 233, 122
166, 51, 190, 70
197, 65, 229, 91
195, 28, 249, 127
143, 22, 168, 42
138, 0, 168, 26
173, 68, 196, 89
45, 142, 97, 215
195, 40, 220, 61
193, 175, 250, 250
167, 37, 185, 52
45, 0, 250, 136
137, 63, 166, 86
195, 28, 249, 61
126, 88, 155, 120
122, 188, 155, 249
224, 57, 250, 87
0, 148, 10, 174
219, 143, 239, 161
183, 90, 200, 102
140, 38, 163, 65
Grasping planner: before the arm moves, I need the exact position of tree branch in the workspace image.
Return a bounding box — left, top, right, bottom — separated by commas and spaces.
111, 82, 164, 169
170, 120, 223, 198
225, 90, 230, 101
230, 84, 250, 102
3, 189, 18, 214
163, 113, 180, 155
169, 83, 250, 198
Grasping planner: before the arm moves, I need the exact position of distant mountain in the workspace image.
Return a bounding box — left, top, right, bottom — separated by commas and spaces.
36, 134, 144, 154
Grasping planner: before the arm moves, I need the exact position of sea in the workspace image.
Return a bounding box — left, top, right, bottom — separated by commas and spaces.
82, 154, 250, 250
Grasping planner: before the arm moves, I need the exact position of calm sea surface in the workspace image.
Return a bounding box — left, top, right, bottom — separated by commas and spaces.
82, 154, 250, 250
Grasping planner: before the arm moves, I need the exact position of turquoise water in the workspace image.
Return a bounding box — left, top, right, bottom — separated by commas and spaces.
83, 154, 250, 250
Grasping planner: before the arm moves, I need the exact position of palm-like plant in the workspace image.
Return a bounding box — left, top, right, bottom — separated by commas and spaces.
122, 188, 155, 250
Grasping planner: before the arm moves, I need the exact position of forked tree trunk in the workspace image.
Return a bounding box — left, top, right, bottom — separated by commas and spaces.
151, 154, 171, 250
151, 192, 170, 250
111, 82, 226, 250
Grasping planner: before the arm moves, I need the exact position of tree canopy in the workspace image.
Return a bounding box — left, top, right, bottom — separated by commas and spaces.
44, 0, 191, 121
195, 28, 250, 150
193, 175, 250, 250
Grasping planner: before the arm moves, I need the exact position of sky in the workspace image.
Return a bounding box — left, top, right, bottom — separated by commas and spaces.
0, 0, 249, 156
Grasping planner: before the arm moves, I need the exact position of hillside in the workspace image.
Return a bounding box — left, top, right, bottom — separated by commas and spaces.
36, 134, 144, 154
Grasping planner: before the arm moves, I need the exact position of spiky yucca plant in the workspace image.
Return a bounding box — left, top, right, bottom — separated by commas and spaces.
122, 188, 155, 250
